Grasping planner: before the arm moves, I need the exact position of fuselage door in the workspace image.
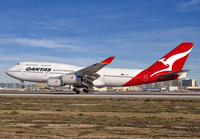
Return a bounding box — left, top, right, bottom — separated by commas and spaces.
42, 71, 50, 82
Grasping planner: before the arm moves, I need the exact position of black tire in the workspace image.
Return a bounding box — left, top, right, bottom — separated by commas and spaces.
83, 89, 88, 93
20, 85, 25, 89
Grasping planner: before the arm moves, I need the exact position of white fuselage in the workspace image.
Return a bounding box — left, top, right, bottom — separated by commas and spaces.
6, 62, 142, 87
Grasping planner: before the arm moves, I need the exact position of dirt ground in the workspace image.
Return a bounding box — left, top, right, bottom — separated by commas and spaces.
0, 96, 199, 138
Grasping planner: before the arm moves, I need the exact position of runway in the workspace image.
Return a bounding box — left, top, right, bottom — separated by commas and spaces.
0, 92, 200, 99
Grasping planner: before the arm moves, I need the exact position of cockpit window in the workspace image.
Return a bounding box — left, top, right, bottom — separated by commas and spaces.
17, 63, 20, 65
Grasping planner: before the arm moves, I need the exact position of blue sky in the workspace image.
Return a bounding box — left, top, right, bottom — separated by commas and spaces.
0, 0, 200, 85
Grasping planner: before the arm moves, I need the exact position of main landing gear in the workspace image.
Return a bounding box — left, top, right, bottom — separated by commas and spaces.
73, 88, 80, 94
73, 88, 89, 94
83, 89, 89, 93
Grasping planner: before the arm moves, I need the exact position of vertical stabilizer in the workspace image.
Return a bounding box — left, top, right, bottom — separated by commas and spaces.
147, 42, 194, 77
123, 42, 194, 86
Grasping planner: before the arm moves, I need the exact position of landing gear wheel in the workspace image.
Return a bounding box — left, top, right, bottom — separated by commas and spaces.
76, 91, 80, 94
73, 88, 80, 94
83, 89, 89, 94
20, 85, 25, 89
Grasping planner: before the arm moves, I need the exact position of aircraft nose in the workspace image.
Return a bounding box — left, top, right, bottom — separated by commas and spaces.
5, 69, 11, 76
5, 67, 15, 76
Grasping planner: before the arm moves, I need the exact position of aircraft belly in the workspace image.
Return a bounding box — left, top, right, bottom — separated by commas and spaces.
100, 76, 131, 87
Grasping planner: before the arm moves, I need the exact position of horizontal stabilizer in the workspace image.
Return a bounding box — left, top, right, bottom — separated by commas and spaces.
156, 70, 190, 77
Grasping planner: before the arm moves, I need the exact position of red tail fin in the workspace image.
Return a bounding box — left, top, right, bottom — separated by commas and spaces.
147, 42, 194, 77
123, 42, 194, 86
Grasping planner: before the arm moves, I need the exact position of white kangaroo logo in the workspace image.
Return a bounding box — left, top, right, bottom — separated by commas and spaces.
150, 48, 192, 77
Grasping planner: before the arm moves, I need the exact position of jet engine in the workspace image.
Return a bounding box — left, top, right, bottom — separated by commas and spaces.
47, 78, 62, 87
61, 73, 81, 84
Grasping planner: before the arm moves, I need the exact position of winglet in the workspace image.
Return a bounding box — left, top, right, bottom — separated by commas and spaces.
101, 56, 115, 64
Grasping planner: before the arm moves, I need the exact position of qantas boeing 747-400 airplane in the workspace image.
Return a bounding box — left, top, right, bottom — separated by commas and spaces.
6, 42, 194, 93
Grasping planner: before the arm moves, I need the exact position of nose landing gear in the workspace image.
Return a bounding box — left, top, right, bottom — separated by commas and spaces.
20, 80, 25, 89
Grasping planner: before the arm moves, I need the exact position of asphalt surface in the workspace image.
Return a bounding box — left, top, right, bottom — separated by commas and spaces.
0, 92, 200, 99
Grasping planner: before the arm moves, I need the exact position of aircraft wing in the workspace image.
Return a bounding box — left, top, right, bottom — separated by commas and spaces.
75, 56, 115, 76
74, 56, 115, 87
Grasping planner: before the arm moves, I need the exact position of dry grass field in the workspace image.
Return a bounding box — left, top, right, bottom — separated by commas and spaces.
0, 96, 199, 138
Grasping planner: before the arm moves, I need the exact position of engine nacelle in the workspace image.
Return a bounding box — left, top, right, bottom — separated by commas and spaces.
47, 78, 62, 87
61, 73, 81, 85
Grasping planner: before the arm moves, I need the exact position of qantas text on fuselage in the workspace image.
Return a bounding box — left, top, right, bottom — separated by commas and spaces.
6, 42, 194, 93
